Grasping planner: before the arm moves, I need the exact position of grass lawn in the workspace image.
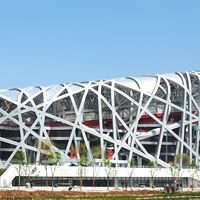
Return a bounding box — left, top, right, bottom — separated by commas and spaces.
1, 190, 200, 199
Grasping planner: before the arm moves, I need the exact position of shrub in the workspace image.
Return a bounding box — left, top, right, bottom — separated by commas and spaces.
0, 168, 6, 176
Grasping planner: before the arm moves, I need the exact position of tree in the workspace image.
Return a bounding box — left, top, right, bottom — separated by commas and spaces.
190, 161, 200, 190
170, 162, 181, 182
169, 153, 190, 190
12, 151, 38, 190
48, 151, 61, 191
12, 151, 26, 190
77, 143, 90, 191
39, 138, 61, 190
127, 159, 137, 190
104, 157, 111, 191
78, 156, 89, 191
40, 139, 52, 187
148, 160, 159, 189
176, 153, 190, 167
21, 162, 37, 188
90, 145, 101, 186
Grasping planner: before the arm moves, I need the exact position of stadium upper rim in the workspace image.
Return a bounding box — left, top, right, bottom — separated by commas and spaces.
0, 70, 199, 101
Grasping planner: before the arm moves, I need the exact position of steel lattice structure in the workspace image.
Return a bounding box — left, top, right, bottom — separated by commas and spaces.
0, 71, 200, 169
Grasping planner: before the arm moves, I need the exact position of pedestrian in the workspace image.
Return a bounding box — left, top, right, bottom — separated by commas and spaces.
166, 183, 170, 194
68, 186, 72, 191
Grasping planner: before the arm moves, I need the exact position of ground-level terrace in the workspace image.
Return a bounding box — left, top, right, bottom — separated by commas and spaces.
0, 165, 199, 189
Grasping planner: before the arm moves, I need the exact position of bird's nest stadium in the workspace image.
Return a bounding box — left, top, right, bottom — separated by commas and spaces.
0, 71, 200, 188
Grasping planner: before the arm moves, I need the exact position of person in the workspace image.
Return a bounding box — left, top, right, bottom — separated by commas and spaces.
176, 182, 180, 191
164, 183, 170, 194
25, 182, 31, 188
54, 183, 58, 187
29, 178, 33, 188
125, 183, 127, 190
68, 186, 73, 191
171, 183, 175, 193
180, 183, 183, 191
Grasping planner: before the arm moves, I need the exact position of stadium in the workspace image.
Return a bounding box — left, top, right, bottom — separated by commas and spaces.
0, 71, 200, 188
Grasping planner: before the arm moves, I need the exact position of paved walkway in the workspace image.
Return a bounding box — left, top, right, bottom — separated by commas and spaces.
0, 186, 199, 192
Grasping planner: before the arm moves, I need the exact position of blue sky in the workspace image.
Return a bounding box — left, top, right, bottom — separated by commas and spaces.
0, 0, 200, 89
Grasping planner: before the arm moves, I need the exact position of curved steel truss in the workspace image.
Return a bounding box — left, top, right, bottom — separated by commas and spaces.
0, 71, 200, 168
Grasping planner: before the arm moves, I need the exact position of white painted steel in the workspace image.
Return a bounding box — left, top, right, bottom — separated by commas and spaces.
0, 71, 200, 169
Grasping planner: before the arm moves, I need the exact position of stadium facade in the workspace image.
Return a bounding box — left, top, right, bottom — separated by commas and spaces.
0, 71, 200, 187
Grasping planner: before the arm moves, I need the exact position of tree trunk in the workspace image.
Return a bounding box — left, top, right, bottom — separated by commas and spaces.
107, 175, 109, 191
92, 177, 95, 187
80, 166, 83, 191
129, 177, 131, 190
51, 175, 54, 191
92, 165, 96, 187
18, 167, 21, 191
45, 165, 48, 187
